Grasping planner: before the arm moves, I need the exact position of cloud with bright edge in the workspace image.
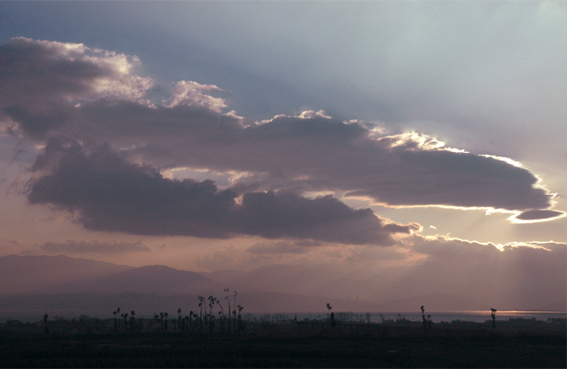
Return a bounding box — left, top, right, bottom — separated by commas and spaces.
0, 37, 563, 247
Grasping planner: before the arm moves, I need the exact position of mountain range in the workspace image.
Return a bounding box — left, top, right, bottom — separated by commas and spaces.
0, 254, 564, 316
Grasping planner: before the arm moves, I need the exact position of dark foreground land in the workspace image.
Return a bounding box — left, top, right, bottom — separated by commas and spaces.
1, 319, 565, 368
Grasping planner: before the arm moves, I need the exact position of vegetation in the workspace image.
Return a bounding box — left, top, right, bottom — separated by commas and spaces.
0, 297, 564, 368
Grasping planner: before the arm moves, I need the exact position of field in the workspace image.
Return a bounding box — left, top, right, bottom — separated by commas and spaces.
1, 316, 565, 368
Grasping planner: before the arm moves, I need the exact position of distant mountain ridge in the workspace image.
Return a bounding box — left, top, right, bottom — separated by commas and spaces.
58, 264, 221, 294
0, 256, 487, 311
2, 255, 559, 313
0, 254, 133, 294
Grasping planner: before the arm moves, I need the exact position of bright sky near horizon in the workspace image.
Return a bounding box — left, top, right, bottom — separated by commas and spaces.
0, 1, 565, 308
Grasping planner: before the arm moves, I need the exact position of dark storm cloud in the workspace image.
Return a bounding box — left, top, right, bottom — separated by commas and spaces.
2, 37, 557, 217
514, 209, 565, 221
41, 240, 150, 254
27, 142, 410, 245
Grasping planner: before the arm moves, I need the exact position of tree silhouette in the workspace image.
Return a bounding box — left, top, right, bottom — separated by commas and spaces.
43, 313, 49, 335
490, 308, 497, 330
237, 304, 244, 333
121, 312, 128, 332
113, 310, 118, 332
233, 291, 238, 332
224, 288, 231, 333
208, 296, 216, 334
130, 310, 136, 332
189, 310, 194, 332
327, 303, 336, 329
198, 296, 205, 334
217, 298, 226, 333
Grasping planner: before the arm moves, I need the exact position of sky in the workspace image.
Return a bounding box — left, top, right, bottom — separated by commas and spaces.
0, 1, 565, 307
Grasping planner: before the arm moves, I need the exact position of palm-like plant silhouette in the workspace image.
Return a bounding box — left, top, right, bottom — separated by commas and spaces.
198, 296, 205, 333
224, 288, 231, 333
217, 298, 226, 333
43, 313, 49, 335
121, 312, 128, 332
237, 304, 244, 332
113, 309, 119, 332
327, 303, 336, 328
207, 295, 216, 334
232, 291, 238, 332
130, 310, 136, 332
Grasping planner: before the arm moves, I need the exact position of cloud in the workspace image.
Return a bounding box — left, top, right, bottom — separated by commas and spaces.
27, 140, 412, 245
0, 37, 153, 139
247, 241, 319, 255
167, 80, 227, 112
514, 209, 565, 221
2, 37, 560, 224
40, 240, 150, 254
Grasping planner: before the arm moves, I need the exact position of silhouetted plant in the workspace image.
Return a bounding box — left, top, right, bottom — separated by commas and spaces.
113, 309, 118, 332
43, 313, 49, 335
188, 310, 194, 332
237, 304, 244, 332
421, 305, 427, 330
207, 295, 217, 334
327, 303, 336, 329
233, 291, 238, 332
130, 310, 135, 332
217, 297, 226, 333
183, 315, 189, 332
121, 312, 128, 332
177, 308, 182, 331
491, 308, 497, 330
198, 295, 205, 333
224, 288, 231, 333
191, 311, 198, 331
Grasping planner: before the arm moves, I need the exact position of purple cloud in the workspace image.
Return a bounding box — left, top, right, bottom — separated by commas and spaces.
41, 240, 150, 254
514, 209, 565, 221
28, 140, 413, 245
1, 37, 560, 229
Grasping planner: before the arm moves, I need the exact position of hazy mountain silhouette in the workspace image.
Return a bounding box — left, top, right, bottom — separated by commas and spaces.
202, 264, 374, 299
57, 265, 221, 294
0, 254, 132, 293
0, 255, 560, 313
